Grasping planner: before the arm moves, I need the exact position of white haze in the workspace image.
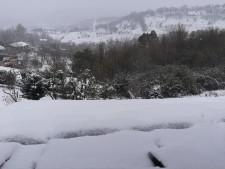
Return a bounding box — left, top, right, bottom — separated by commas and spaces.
0, 0, 224, 28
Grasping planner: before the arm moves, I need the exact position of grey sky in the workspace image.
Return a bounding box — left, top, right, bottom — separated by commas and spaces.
0, 0, 224, 28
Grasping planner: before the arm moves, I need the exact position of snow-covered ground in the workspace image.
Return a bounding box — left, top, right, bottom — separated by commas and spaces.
0, 96, 225, 169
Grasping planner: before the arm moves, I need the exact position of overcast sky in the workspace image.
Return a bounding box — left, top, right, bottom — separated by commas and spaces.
0, 0, 225, 28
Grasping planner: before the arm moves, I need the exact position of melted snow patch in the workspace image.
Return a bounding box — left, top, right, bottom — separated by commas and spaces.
0, 124, 192, 145
2, 136, 46, 145
132, 122, 192, 132
55, 128, 119, 139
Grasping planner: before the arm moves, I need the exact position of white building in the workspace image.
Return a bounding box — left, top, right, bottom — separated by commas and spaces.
10, 42, 30, 48
0, 45, 5, 51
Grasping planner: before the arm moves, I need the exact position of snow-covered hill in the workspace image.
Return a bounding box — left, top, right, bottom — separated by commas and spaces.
47, 4, 225, 44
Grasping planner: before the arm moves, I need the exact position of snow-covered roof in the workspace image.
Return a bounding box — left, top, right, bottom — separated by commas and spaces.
0, 45, 5, 50
10, 42, 29, 48
40, 38, 48, 42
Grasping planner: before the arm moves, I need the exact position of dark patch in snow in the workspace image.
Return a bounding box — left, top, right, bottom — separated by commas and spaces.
148, 152, 165, 168
132, 122, 192, 132
55, 128, 119, 139
222, 119, 225, 123
2, 136, 46, 145
0, 156, 12, 169
0, 123, 192, 145
31, 162, 37, 169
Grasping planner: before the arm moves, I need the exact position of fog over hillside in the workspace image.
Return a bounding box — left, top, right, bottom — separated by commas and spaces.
44, 4, 225, 44
0, 0, 225, 27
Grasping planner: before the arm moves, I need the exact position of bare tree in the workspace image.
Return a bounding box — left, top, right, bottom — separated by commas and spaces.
2, 87, 21, 104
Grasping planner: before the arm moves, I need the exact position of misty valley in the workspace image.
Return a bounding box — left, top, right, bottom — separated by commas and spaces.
0, 2, 225, 169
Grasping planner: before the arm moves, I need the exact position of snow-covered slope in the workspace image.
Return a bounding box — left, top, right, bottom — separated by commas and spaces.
0, 97, 225, 168
48, 4, 225, 44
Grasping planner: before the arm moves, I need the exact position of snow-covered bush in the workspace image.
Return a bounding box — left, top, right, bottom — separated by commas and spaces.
77, 69, 100, 99
44, 69, 101, 100
112, 73, 135, 99
100, 84, 117, 99
0, 70, 16, 86
140, 84, 162, 99
195, 75, 220, 91
21, 72, 47, 100
159, 66, 201, 98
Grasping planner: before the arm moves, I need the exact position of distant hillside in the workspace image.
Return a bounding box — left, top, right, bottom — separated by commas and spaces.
97, 4, 225, 33
47, 4, 225, 44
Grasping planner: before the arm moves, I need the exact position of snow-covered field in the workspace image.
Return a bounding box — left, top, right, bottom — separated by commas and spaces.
0, 96, 225, 169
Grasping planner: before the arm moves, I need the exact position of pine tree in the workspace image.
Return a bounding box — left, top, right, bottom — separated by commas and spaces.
21, 72, 46, 100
